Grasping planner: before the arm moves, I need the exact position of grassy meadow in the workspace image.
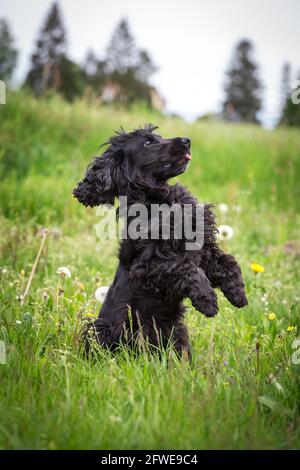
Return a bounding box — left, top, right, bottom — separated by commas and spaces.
0, 91, 300, 449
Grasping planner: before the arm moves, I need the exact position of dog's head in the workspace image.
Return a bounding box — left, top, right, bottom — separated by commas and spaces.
73, 124, 192, 207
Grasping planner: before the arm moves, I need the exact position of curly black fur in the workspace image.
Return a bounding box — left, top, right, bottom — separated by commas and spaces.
73, 125, 248, 360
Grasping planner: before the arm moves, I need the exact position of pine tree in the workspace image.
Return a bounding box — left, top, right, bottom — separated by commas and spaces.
105, 18, 136, 74
136, 50, 157, 83
280, 72, 300, 127
103, 18, 157, 105
223, 39, 262, 123
280, 62, 291, 109
25, 2, 66, 95
0, 18, 18, 83
83, 49, 107, 92
84, 50, 99, 78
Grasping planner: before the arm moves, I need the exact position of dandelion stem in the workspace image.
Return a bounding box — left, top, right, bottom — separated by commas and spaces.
255, 340, 260, 376
20, 228, 48, 306
56, 277, 62, 320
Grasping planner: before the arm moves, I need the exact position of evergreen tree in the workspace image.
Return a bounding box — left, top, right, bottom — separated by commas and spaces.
223, 39, 262, 123
105, 18, 136, 74
0, 18, 18, 83
280, 73, 300, 126
136, 49, 157, 83
84, 50, 99, 77
25, 2, 66, 95
83, 49, 107, 92
280, 62, 291, 108
59, 56, 86, 101
103, 18, 157, 105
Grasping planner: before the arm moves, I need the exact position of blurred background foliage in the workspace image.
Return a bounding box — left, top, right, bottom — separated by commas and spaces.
1, 1, 300, 125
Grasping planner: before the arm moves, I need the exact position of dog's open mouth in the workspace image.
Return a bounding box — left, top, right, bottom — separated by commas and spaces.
162, 152, 192, 170
177, 152, 192, 166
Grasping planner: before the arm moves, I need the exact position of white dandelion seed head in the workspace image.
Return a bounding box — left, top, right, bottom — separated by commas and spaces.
217, 224, 234, 241
56, 266, 71, 278
95, 285, 110, 303
218, 203, 229, 214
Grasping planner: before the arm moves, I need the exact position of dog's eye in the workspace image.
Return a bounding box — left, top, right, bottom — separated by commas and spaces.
144, 140, 152, 147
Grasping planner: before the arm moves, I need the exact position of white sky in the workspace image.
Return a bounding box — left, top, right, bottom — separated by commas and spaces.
1, 0, 300, 127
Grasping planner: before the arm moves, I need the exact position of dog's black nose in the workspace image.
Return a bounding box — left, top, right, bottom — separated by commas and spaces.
181, 137, 191, 146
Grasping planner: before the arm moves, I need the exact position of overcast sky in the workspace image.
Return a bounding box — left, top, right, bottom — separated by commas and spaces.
2, 0, 300, 127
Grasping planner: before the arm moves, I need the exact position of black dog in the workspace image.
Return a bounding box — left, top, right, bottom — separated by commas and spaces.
73, 125, 247, 359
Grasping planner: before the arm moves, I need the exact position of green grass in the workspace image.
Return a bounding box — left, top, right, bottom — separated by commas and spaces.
0, 91, 300, 449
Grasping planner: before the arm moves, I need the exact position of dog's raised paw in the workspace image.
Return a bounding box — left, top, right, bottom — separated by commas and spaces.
225, 289, 248, 308
190, 292, 218, 317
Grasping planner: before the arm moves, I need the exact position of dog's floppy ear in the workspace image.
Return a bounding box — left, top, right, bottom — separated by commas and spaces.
73, 153, 118, 207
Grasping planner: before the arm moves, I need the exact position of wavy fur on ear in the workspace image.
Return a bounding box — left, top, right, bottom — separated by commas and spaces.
73, 125, 158, 207
73, 152, 119, 207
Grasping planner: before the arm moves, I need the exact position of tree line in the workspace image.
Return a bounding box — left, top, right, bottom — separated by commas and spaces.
0, 1, 299, 126
0, 3, 159, 109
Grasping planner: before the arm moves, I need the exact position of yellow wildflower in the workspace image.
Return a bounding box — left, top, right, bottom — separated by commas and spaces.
268, 312, 276, 321
251, 262, 265, 273
86, 313, 97, 318
287, 325, 296, 332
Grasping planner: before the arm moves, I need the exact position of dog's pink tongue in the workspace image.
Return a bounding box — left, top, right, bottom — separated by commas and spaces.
185, 153, 192, 160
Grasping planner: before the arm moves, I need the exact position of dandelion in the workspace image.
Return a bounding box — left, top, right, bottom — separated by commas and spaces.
250, 262, 265, 273
217, 225, 234, 241
55, 267, 71, 319
42, 291, 49, 302
20, 269, 25, 277
287, 325, 296, 332
74, 279, 85, 292
86, 313, 97, 318
16, 320, 22, 325
95, 285, 110, 303
268, 312, 276, 321
56, 266, 71, 278
218, 203, 229, 214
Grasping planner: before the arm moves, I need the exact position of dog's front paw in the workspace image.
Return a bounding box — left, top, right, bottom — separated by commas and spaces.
225, 288, 248, 308
190, 289, 218, 317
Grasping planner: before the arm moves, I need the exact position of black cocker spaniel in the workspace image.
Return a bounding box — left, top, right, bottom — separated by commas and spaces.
73, 125, 247, 360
